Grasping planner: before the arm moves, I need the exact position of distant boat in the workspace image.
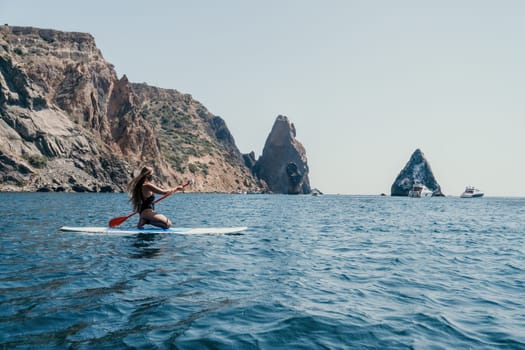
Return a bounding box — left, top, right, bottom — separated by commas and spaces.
408, 182, 433, 198
460, 186, 484, 198
311, 188, 323, 196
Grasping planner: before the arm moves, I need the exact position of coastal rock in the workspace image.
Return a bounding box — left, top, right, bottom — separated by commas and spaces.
253, 115, 311, 194
0, 25, 260, 193
242, 151, 257, 170
391, 149, 444, 196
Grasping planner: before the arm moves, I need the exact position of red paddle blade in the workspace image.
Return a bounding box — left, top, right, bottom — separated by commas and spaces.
108, 213, 134, 228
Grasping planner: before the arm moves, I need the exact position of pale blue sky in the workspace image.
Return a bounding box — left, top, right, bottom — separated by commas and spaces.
2, 1, 525, 196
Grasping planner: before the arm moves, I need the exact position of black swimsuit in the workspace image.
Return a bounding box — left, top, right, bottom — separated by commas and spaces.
140, 194, 155, 213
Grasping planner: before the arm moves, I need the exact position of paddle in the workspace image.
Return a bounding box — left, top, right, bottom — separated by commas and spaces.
108, 179, 193, 228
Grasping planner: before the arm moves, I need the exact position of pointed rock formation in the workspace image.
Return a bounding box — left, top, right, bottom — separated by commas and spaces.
252, 115, 311, 194
391, 149, 444, 196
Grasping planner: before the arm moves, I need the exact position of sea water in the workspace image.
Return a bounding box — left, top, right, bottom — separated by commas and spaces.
0, 193, 524, 349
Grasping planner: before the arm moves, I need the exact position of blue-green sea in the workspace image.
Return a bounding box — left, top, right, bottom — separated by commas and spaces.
1, 193, 524, 349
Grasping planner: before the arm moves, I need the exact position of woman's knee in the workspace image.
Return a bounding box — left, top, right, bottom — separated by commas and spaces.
140, 211, 172, 229
150, 215, 171, 229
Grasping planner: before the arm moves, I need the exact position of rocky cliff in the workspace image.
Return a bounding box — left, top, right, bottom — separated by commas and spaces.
0, 25, 259, 192
130, 83, 258, 192
391, 149, 444, 196
249, 115, 311, 194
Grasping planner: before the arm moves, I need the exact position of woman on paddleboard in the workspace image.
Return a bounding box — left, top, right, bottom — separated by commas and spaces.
127, 166, 183, 229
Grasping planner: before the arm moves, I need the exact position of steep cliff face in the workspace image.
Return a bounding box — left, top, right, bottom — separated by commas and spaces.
0, 26, 132, 191
252, 115, 311, 194
0, 25, 259, 192
391, 149, 444, 196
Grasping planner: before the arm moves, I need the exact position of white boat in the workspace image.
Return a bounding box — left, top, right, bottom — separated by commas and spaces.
460, 186, 484, 198
408, 182, 433, 198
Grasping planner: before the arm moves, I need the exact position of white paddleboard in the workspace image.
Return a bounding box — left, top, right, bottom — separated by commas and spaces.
59, 226, 247, 235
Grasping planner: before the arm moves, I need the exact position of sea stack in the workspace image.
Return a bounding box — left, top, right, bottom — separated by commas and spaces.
391, 149, 444, 196
252, 115, 311, 194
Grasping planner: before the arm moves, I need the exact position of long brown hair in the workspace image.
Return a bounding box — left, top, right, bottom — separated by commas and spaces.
127, 166, 153, 212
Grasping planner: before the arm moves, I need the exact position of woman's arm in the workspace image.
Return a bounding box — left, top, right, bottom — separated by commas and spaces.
143, 182, 176, 195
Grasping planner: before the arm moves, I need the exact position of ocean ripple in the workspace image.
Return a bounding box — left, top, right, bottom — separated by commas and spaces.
1, 193, 525, 348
